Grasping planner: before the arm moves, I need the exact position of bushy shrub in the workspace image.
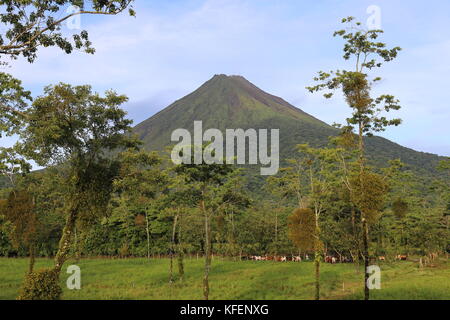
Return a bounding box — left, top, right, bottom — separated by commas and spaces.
119, 243, 130, 258
17, 268, 62, 300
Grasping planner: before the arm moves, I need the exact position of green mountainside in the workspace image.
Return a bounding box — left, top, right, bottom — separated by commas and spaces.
134, 74, 443, 178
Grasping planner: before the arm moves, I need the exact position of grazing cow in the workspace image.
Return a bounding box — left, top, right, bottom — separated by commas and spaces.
378, 256, 386, 261
325, 256, 337, 264
293, 256, 302, 262
429, 252, 438, 261
254, 255, 262, 261
281, 256, 287, 262
396, 255, 407, 261
341, 256, 352, 263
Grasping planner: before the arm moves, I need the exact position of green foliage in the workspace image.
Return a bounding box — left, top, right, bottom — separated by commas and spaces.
17, 268, 62, 300
0, 212, 14, 256
392, 198, 409, 219
288, 208, 316, 252
0, 0, 135, 63
349, 170, 388, 223
21, 83, 137, 167
307, 17, 402, 140
0, 147, 31, 187
0, 190, 37, 249
0, 72, 32, 137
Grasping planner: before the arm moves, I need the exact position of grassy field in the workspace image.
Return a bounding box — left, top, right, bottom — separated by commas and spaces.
0, 257, 448, 300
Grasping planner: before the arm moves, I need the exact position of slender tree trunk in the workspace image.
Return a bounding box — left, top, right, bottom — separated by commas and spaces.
201, 197, 212, 300
314, 219, 321, 300
351, 206, 356, 232
315, 251, 320, 300
362, 217, 370, 300
230, 210, 236, 259
177, 250, 184, 280
177, 214, 184, 280
275, 210, 278, 256
28, 243, 35, 274
54, 203, 79, 273
145, 208, 151, 260
169, 214, 179, 283
358, 122, 370, 301
203, 213, 211, 300
74, 226, 81, 263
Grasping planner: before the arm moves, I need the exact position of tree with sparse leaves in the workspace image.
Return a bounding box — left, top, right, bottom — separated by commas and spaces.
307, 16, 402, 300
174, 145, 235, 300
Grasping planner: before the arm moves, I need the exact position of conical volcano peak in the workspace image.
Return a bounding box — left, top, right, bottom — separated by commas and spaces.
197, 74, 321, 122
134, 74, 331, 153
205, 74, 253, 90
209, 73, 246, 81
206, 74, 263, 89
133, 75, 443, 176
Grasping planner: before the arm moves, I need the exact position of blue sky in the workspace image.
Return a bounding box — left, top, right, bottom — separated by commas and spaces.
2, 0, 450, 156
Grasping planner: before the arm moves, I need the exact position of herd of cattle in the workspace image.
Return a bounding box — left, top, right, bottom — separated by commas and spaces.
244, 254, 412, 263
245, 255, 351, 263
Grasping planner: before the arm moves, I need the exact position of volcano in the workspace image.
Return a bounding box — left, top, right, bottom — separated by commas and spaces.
134, 74, 443, 178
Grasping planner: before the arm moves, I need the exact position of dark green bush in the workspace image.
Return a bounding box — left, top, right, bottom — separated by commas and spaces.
18, 268, 62, 300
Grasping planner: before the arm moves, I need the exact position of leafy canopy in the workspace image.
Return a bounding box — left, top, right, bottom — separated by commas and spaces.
0, 0, 135, 63
20, 83, 137, 167
306, 16, 402, 137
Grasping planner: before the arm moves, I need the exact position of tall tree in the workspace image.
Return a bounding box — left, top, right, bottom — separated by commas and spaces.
299, 144, 340, 300
0, 0, 136, 190
158, 172, 201, 282
174, 146, 234, 300
219, 171, 251, 259
307, 16, 402, 300
288, 207, 317, 295
18, 83, 138, 299
113, 149, 166, 260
